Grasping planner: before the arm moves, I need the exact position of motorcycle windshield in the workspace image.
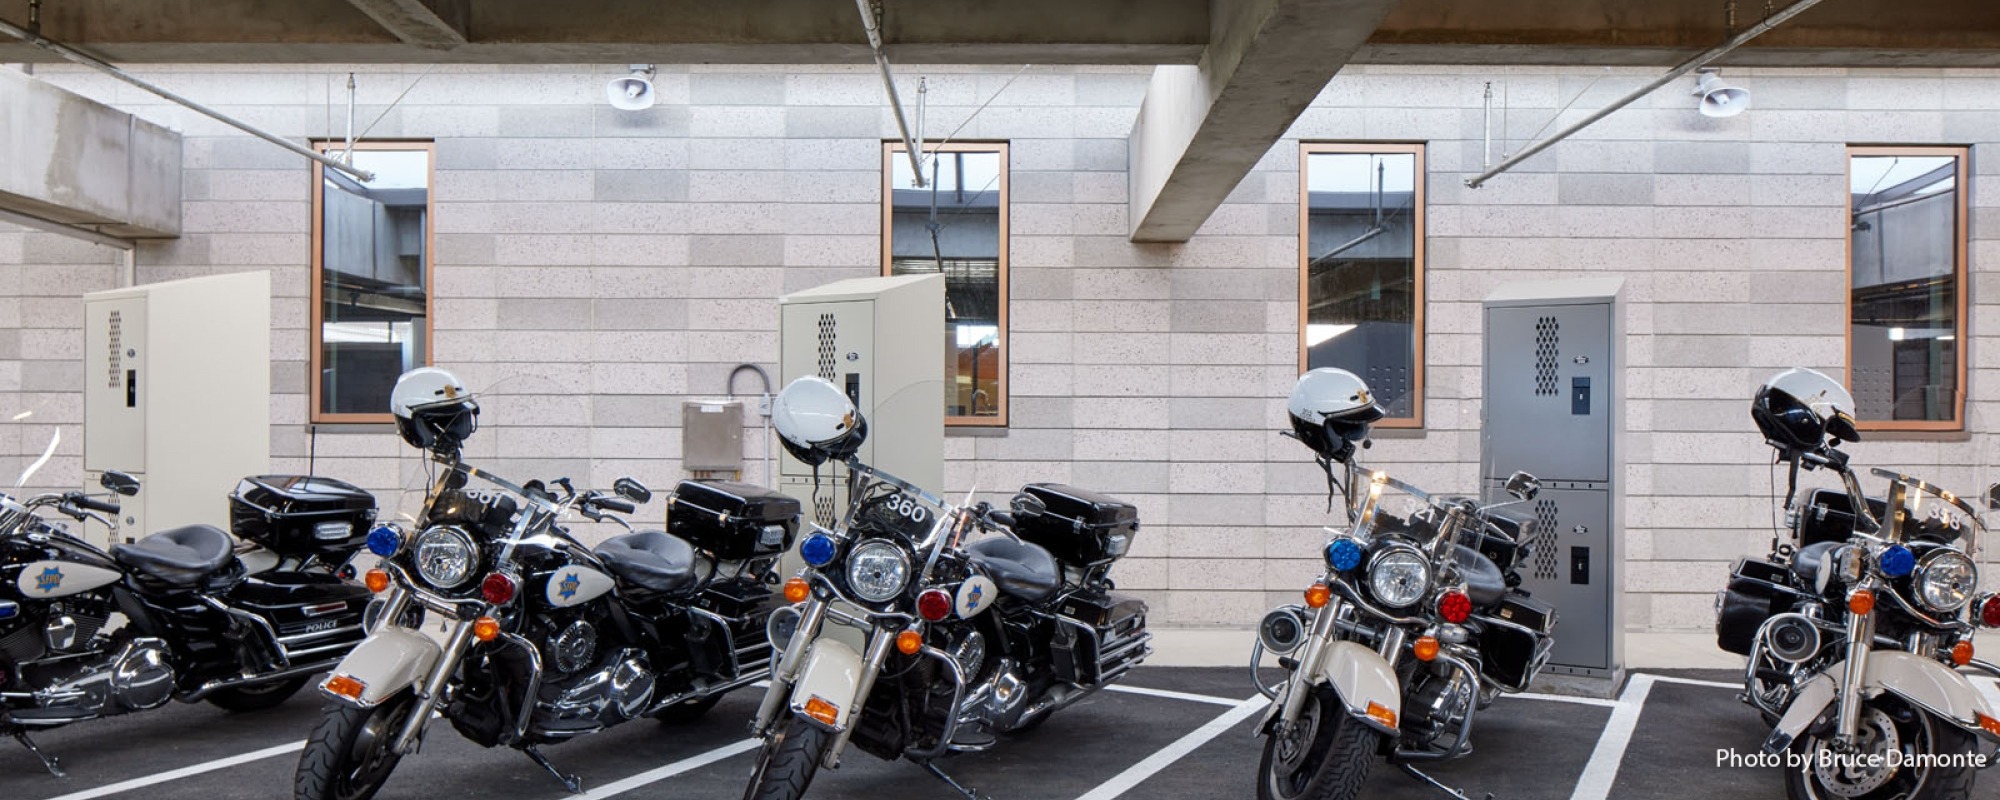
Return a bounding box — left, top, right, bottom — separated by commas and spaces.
1345, 469, 1450, 545
840, 462, 955, 550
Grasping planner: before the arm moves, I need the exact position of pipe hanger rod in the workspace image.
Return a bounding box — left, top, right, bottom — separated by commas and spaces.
1464, 0, 1825, 188
0, 17, 375, 182
854, 0, 925, 186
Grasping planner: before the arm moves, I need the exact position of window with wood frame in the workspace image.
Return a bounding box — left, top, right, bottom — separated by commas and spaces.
1298, 143, 1426, 427
884, 142, 1009, 427
311, 141, 434, 423
1847, 146, 1967, 431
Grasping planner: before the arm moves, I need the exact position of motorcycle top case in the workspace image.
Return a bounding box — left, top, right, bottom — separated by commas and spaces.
667, 479, 801, 560
1794, 488, 1887, 548
1015, 483, 1140, 567
1476, 506, 1538, 574
229, 475, 376, 558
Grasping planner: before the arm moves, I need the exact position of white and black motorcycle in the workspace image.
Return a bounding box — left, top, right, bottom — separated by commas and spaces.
1251, 369, 1553, 800
742, 376, 1150, 800
294, 369, 799, 799
1718, 368, 2000, 799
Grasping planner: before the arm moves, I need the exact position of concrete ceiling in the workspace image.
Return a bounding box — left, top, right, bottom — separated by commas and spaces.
0, 0, 1994, 67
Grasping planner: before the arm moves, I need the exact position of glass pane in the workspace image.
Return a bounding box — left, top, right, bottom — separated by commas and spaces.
888, 149, 1003, 421
319, 149, 429, 416
1303, 151, 1420, 419
1849, 153, 1958, 422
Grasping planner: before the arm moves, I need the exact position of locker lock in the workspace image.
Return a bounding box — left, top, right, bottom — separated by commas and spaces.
1572, 524, 1588, 535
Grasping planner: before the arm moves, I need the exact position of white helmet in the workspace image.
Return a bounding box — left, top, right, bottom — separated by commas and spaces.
390, 367, 479, 454
1752, 367, 1859, 455
771, 376, 868, 467
1287, 368, 1385, 462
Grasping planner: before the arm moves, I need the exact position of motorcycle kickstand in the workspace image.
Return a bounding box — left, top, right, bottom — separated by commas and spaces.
921, 760, 991, 800
13, 730, 65, 778
524, 745, 583, 794
1398, 764, 1492, 800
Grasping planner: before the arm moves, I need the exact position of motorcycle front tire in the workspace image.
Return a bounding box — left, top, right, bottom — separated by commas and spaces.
1783, 699, 1978, 800
206, 677, 310, 713
742, 717, 831, 800
294, 690, 418, 800
1257, 686, 1379, 800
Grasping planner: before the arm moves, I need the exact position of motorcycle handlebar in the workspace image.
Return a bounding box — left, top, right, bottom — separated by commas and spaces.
593, 497, 636, 515
72, 495, 119, 514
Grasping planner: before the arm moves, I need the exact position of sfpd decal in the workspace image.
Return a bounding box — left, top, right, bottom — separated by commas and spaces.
35, 567, 63, 593
955, 574, 997, 618
14, 560, 120, 598
543, 566, 614, 608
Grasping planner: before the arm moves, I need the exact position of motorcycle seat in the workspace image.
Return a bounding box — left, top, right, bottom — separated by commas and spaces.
966, 535, 1061, 604
112, 524, 235, 586
595, 530, 696, 595
1453, 544, 1507, 608
1790, 540, 1841, 587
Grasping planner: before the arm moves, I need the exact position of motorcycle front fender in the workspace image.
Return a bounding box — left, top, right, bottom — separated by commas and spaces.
789, 637, 866, 733
1763, 650, 2000, 753
1314, 640, 1403, 736
320, 626, 441, 709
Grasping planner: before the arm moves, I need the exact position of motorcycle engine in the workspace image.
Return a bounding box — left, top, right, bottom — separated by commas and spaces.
1402, 669, 1475, 751
13, 636, 174, 722
531, 648, 656, 739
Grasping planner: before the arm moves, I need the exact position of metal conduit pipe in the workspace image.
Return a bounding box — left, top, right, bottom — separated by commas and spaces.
0, 17, 374, 183
853, 0, 926, 186
1465, 0, 1826, 188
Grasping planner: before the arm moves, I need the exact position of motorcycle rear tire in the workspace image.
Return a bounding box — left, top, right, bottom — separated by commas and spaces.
1782, 699, 1978, 800
294, 691, 417, 800
1257, 686, 1379, 800
206, 677, 309, 713
742, 717, 831, 800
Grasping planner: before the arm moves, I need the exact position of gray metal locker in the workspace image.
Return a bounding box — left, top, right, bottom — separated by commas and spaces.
1482, 278, 1624, 682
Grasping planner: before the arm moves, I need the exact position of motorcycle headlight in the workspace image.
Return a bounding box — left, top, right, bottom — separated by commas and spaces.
413, 525, 480, 589
1914, 549, 1978, 613
845, 539, 910, 603
1367, 546, 1431, 609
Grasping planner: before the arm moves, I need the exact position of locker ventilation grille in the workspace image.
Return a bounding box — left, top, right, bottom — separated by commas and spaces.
1533, 498, 1560, 581
107, 311, 123, 389
814, 492, 837, 528
816, 314, 837, 380
1534, 316, 1559, 396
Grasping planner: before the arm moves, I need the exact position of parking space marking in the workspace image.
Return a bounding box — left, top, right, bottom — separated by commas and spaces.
1509, 692, 1621, 708
1071, 696, 1266, 800
1647, 675, 1740, 690
1567, 673, 1655, 800
1103, 684, 1244, 707
40, 740, 306, 800
564, 739, 759, 799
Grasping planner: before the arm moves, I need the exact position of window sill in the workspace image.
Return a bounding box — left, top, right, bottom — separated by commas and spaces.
946, 426, 1008, 438
307, 422, 397, 434
1369, 426, 1427, 440
1853, 427, 1969, 443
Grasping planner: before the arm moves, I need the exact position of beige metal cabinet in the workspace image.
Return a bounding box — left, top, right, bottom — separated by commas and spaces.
83, 272, 271, 547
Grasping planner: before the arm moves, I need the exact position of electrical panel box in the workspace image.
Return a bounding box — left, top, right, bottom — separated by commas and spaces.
83, 272, 271, 547
1482, 277, 1624, 682
683, 399, 745, 476
777, 274, 945, 529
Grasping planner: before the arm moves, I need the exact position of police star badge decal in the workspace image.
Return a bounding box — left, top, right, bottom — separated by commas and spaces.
558, 572, 580, 601
35, 566, 63, 593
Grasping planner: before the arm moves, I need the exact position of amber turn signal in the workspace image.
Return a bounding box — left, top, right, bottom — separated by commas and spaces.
897, 629, 924, 655
804, 696, 840, 726
1413, 636, 1440, 662
1364, 701, 1397, 729
784, 577, 811, 604
1952, 640, 1974, 666
1847, 588, 1875, 616
1979, 712, 2000, 738
1304, 582, 1332, 609
472, 616, 501, 642
325, 674, 366, 701
364, 569, 390, 594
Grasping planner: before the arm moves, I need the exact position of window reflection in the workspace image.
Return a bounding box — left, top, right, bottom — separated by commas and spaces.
1849, 151, 1962, 424
316, 147, 430, 418
887, 146, 1006, 424
1303, 147, 1423, 422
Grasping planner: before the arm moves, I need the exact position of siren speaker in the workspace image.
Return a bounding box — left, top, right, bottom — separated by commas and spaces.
607, 64, 657, 111
1693, 71, 1750, 118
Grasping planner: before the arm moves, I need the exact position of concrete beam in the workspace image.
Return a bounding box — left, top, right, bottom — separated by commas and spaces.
1127, 0, 1396, 243
0, 69, 181, 239
342, 0, 468, 49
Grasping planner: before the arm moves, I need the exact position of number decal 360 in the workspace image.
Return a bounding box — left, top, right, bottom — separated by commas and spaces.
885, 494, 929, 523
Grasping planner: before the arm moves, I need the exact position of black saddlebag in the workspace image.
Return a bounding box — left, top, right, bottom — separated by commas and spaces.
685, 579, 779, 681
228, 572, 371, 662
668, 480, 800, 561
1475, 593, 1556, 692
1052, 590, 1150, 687
1716, 557, 1800, 656
229, 475, 377, 559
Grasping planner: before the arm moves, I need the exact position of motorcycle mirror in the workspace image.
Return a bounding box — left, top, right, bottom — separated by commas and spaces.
1504, 471, 1540, 502
1987, 483, 2000, 511
614, 477, 652, 504
99, 470, 141, 497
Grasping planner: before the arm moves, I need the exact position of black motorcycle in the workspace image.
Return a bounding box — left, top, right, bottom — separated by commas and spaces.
294, 451, 799, 799
743, 457, 1150, 800
2, 470, 378, 777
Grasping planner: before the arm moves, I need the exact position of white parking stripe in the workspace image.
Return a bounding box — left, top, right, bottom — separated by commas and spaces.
40, 740, 305, 800
1973, 676, 2000, 710
1071, 696, 1266, 800
1103, 683, 1244, 707
566, 739, 760, 799
1566, 673, 1655, 800
1646, 675, 1741, 690
1509, 692, 1622, 708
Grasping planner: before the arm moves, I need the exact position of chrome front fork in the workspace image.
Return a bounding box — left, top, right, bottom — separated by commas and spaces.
752, 598, 830, 736
390, 616, 477, 755
1834, 606, 1874, 746
1277, 596, 1343, 726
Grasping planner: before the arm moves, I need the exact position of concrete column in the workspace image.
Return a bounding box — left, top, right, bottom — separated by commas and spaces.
1127, 0, 1397, 242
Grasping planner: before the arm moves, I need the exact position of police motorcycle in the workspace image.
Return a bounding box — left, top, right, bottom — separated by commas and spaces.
742, 376, 1151, 800
296, 368, 799, 800
1251, 369, 1553, 800
1716, 368, 2000, 800
2, 419, 377, 777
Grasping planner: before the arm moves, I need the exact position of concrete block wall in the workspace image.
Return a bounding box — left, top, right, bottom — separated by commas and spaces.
1, 63, 1995, 636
